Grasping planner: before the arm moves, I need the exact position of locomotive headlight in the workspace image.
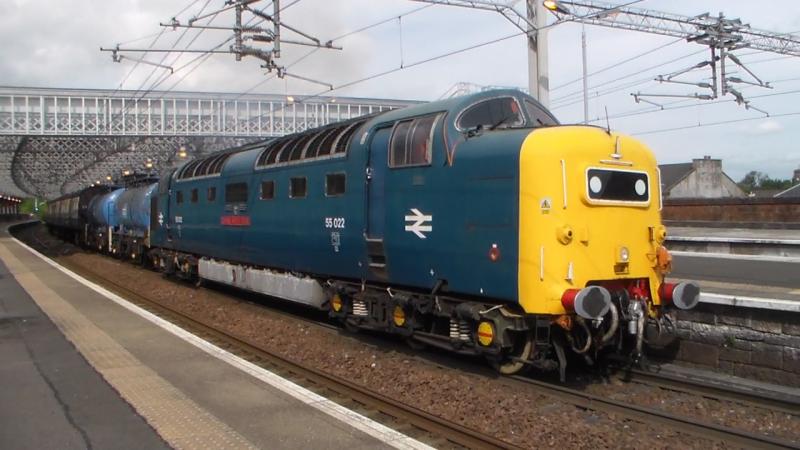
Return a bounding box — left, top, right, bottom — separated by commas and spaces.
589, 175, 603, 194
618, 246, 630, 263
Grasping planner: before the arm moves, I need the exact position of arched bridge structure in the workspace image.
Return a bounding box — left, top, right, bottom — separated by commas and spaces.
0, 86, 415, 199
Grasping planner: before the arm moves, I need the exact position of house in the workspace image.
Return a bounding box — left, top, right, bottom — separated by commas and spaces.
775, 183, 800, 198
659, 156, 746, 199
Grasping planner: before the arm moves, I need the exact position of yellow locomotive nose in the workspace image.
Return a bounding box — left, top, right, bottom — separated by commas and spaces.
518, 126, 667, 315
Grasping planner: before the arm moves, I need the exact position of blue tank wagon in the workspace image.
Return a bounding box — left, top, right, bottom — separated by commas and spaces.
115, 181, 158, 261
87, 188, 124, 252
44, 185, 115, 244
145, 89, 699, 376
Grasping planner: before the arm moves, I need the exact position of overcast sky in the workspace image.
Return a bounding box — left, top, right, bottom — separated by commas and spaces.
1, 0, 798, 180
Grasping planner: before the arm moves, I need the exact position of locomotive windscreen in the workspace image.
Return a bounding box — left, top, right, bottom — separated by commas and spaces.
586, 168, 649, 203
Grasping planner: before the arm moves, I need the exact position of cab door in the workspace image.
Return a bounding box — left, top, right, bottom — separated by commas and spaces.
151, 170, 175, 247
365, 126, 392, 277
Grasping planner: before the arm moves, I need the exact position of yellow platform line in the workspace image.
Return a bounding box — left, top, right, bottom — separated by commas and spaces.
0, 241, 258, 450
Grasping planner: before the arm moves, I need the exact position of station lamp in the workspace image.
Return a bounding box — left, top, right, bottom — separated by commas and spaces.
286, 95, 295, 104
178, 146, 188, 158
543, 0, 570, 14
106, 175, 112, 181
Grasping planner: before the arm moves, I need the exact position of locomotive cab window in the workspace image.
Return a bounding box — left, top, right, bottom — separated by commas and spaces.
389, 114, 441, 168
260, 180, 275, 200
207, 186, 216, 202
523, 99, 559, 127
176, 190, 184, 204
290, 177, 307, 199
190, 188, 198, 203
325, 173, 346, 197
457, 97, 523, 131
225, 182, 248, 204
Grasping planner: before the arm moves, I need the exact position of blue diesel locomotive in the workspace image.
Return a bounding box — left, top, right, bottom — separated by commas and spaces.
46, 89, 699, 377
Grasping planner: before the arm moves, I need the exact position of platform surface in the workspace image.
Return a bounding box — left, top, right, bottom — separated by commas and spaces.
0, 230, 409, 450
668, 226, 800, 242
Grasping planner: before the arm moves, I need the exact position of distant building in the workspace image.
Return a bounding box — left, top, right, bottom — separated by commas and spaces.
659, 156, 746, 199
775, 183, 800, 198
793, 167, 800, 184
750, 189, 782, 198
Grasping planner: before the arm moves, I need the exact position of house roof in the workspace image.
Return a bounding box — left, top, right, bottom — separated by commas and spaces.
750, 189, 781, 198
775, 183, 800, 198
658, 163, 694, 191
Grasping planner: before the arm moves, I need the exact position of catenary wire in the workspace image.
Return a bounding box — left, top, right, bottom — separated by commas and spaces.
550, 37, 685, 91
631, 111, 800, 136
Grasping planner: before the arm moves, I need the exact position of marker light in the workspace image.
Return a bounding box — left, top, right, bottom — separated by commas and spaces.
488, 243, 501, 262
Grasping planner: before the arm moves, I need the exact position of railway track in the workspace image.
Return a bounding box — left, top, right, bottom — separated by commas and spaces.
12, 222, 800, 450
505, 375, 799, 450
618, 367, 800, 415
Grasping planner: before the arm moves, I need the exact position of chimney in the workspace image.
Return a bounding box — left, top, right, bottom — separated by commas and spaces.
692, 156, 721, 173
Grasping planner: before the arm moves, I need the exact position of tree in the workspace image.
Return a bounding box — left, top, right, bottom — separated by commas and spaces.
738, 171, 793, 192
738, 171, 767, 192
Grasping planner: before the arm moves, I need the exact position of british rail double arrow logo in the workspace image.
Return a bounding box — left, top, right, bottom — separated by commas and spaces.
404, 208, 432, 239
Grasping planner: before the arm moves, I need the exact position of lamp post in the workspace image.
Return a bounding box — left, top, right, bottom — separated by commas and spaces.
527, 0, 550, 106
544, 0, 589, 124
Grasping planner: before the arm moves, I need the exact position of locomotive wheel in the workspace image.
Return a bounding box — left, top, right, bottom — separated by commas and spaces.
490, 332, 533, 375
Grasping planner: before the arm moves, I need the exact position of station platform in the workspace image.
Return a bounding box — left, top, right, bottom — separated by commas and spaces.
666, 226, 800, 259
0, 229, 424, 450
667, 226, 800, 243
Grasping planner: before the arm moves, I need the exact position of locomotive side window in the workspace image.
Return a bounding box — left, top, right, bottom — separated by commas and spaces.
176, 190, 184, 204
457, 97, 523, 131
325, 173, 346, 197
260, 180, 275, 200
190, 188, 198, 203
225, 182, 248, 204
207, 186, 216, 202
389, 120, 413, 167
290, 177, 307, 198
389, 114, 440, 167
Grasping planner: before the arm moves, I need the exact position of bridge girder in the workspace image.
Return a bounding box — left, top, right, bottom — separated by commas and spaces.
0, 86, 416, 199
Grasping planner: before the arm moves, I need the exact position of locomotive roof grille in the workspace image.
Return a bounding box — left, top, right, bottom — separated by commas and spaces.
176, 140, 271, 182
255, 115, 371, 169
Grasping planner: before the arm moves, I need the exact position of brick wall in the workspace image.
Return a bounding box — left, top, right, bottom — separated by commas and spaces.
663, 198, 800, 225
658, 304, 800, 387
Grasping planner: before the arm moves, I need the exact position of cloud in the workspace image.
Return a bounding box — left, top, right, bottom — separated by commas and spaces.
744, 119, 784, 135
